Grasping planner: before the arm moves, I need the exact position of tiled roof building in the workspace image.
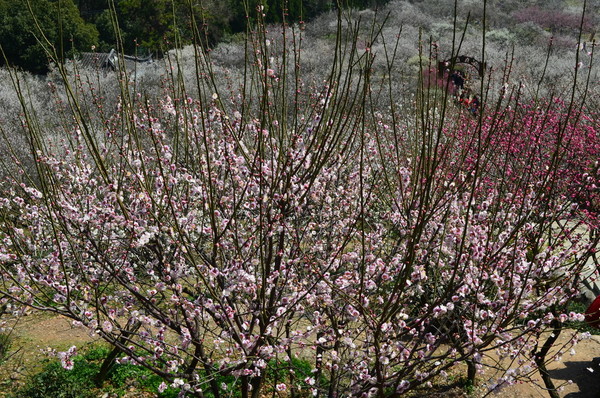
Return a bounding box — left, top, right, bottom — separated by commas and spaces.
76, 49, 153, 71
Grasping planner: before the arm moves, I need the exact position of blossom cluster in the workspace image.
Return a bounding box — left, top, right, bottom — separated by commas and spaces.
0, 84, 597, 396
0, 11, 599, 394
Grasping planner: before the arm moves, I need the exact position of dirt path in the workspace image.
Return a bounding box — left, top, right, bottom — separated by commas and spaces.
481, 330, 600, 398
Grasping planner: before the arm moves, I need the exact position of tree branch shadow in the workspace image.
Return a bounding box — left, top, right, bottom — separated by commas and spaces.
549, 359, 600, 398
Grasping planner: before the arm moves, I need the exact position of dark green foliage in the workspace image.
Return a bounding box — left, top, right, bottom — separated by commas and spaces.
0, 0, 391, 74
93, 0, 235, 56
82, 345, 112, 360
107, 363, 178, 397
8, 359, 99, 398
0, 0, 99, 74
74, 0, 108, 17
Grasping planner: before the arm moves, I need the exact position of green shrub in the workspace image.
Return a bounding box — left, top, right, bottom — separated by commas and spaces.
82, 345, 112, 361
8, 359, 98, 398
485, 28, 516, 44
108, 363, 177, 396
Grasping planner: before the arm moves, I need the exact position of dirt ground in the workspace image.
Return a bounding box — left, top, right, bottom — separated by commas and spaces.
483, 330, 600, 398
1, 312, 599, 397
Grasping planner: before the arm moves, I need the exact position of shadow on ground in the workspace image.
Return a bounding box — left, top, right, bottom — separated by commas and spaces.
550, 360, 600, 398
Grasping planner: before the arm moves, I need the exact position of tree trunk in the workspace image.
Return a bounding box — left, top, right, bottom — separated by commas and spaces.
94, 320, 141, 386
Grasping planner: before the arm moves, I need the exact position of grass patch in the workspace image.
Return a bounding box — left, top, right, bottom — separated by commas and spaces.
0, 333, 12, 364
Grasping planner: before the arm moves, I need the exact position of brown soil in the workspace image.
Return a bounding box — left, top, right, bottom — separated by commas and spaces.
480, 330, 600, 398
1, 312, 599, 397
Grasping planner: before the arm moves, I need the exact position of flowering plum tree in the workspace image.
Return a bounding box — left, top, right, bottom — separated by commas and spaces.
0, 7, 599, 398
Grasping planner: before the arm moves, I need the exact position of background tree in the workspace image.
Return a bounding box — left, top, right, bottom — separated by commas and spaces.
92, 0, 235, 56
74, 0, 108, 18
0, 0, 98, 74
0, 0, 394, 73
